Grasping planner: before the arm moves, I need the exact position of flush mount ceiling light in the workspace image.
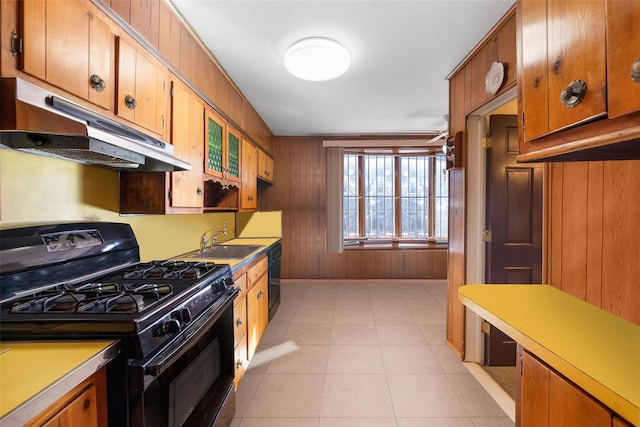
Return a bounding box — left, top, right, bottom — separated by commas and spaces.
284, 37, 350, 81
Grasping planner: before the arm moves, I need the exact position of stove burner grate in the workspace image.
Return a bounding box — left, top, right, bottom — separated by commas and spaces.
8, 283, 174, 314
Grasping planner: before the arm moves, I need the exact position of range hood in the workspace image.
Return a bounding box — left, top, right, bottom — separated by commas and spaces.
0, 78, 191, 171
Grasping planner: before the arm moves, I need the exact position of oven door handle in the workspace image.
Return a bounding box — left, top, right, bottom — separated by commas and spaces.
136, 289, 238, 377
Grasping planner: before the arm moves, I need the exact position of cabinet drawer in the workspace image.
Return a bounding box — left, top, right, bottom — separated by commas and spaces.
247, 256, 267, 287
233, 272, 247, 302
233, 298, 247, 348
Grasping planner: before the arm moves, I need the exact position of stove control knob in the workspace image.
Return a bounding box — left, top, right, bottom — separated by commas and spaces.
172, 307, 192, 324
161, 319, 181, 335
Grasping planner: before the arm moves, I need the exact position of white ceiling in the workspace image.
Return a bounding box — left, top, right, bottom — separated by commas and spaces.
170, 0, 515, 137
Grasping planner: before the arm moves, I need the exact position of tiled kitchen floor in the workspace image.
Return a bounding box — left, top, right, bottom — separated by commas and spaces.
231, 280, 514, 427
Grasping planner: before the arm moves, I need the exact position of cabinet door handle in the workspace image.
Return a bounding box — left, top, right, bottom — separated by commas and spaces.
197, 187, 203, 195
559, 80, 587, 108
236, 317, 243, 326
89, 74, 106, 92
124, 95, 138, 110
632, 58, 640, 83
236, 359, 244, 369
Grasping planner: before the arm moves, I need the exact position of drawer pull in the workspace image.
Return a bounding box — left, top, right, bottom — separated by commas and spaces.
89, 74, 106, 92
631, 58, 640, 83
124, 95, 137, 110
560, 79, 587, 108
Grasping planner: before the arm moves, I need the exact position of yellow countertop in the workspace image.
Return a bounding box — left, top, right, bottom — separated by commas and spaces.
459, 284, 640, 426
0, 340, 120, 425
172, 237, 281, 268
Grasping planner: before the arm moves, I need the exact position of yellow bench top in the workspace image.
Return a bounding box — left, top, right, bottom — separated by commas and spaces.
459, 284, 640, 426
0, 340, 119, 424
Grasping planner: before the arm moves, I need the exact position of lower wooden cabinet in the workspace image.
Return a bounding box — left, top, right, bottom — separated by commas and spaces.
25, 368, 107, 427
517, 346, 631, 427
232, 255, 268, 388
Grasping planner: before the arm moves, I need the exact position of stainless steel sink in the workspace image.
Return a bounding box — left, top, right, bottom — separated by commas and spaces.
185, 244, 263, 260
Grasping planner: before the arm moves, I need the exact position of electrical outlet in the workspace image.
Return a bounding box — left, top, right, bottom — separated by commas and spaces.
223, 221, 228, 232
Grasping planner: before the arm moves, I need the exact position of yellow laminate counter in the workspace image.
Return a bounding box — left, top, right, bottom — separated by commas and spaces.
0, 340, 120, 426
459, 284, 640, 426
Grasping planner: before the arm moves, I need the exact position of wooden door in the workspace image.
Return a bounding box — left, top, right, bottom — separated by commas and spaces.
546, 0, 606, 133
606, 0, 640, 118
485, 115, 543, 365
22, 0, 113, 110
246, 283, 260, 360
170, 80, 204, 209
519, 349, 549, 427
548, 370, 611, 426
519, 0, 549, 140
240, 138, 257, 210
116, 37, 166, 135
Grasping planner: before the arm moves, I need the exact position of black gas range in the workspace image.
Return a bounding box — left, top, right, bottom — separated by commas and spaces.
0, 222, 238, 427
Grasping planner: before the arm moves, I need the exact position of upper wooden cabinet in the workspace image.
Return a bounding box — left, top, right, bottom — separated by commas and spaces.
257, 149, 273, 183
120, 78, 204, 214
170, 79, 205, 209
516, 0, 640, 162
240, 138, 258, 211
205, 109, 241, 184
20, 0, 114, 111
519, 0, 606, 142
606, 0, 640, 119
116, 36, 168, 137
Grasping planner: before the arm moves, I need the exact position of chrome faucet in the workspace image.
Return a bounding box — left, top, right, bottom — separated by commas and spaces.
200, 229, 228, 252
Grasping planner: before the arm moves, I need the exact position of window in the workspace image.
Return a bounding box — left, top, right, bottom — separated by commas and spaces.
343, 153, 448, 244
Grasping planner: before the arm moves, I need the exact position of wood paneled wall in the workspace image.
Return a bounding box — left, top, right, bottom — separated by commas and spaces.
258, 136, 448, 280
548, 160, 640, 326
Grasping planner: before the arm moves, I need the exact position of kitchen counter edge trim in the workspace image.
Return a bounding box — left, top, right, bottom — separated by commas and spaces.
0, 340, 121, 427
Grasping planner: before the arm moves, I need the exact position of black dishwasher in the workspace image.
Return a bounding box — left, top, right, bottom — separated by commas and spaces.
267, 242, 281, 320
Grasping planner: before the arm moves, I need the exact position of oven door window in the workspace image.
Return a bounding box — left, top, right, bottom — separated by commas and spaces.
131, 303, 234, 427
169, 338, 220, 426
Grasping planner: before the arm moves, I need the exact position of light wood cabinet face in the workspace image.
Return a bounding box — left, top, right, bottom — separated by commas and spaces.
520, 351, 549, 427
170, 79, 204, 209
606, 0, 640, 118
240, 138, 258, 210
25, 369, 106, 427
116, 37, 167, 136
520, 0, 606, 142
258, 149, 273, 183
21, 0, 114, 110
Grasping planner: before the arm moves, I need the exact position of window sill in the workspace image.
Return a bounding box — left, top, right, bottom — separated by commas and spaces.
343, 241, 447, 251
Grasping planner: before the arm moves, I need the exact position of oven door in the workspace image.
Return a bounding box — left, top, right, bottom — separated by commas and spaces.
128, 295, 236, 427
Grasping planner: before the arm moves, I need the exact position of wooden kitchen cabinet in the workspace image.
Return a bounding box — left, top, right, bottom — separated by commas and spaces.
169, 79, 204, 209
205, 109, 242, 184
518, 0, 606, 142
240, 138, 258, 211
516, 0, 640, 162
25, 368, 107, 427
517, 346, 630, 427
20, 0, 114, 111
120, 78, 204, 214
257, 148, 273, 183
232, 270, 248, 389
116, 36, 168, 137
246, 255, 268, 360
606, 0, 640, 119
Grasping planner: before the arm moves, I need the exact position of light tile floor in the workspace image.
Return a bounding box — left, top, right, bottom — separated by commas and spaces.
231, 281, 514, 427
